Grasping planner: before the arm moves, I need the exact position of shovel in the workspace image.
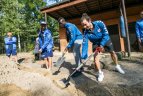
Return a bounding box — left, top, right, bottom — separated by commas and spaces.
54, 48, 67, 67
58, 47, 101, 88
53, 52, 66, 75
60, 52, 97, 88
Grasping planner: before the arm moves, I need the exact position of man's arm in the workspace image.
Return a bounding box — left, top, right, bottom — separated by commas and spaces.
98, 21, 110, 47
66, 26, 76, 48
41, 31, 52, 51
135, 22, 141, 42
4, 37, 16, 45
12, 37, 16, 44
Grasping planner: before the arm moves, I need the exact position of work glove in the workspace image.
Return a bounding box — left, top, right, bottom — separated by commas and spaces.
81, 59, 86, 63
95, 46, 104, 53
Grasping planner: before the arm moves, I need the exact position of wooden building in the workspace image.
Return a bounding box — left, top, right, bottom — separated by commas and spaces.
41, 0, 143, 54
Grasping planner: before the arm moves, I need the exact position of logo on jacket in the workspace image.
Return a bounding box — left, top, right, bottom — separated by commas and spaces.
98, 29, 101, 32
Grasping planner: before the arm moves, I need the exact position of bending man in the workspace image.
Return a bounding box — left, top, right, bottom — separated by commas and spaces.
58, 17, 83, 70
81, 13, 125, 82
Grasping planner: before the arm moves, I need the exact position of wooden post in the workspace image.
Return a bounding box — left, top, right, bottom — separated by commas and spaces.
59, 28, 67, 51
88, 42, 92, 55
44, 13, 48, 29
118, 23, 125, 52
121, 0, 131, 57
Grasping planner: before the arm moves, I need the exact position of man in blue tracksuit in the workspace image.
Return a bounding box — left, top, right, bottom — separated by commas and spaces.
80, 13, 125, 82
135, 10, 143, 52
38, 21, 53, 71
58, 17, 83, 71
4, 32, 18, 63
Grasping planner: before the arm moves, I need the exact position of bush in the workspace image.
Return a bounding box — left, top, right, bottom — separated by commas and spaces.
27, 43, 34, 51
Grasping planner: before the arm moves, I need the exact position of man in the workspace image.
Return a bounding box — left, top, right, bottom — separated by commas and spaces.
34, 37, 40, 61
80, 13, 125, 82
136, 10, 143, 52
38, 21, 53, 71
4, 32, 18, 63
58, 17, 83, 70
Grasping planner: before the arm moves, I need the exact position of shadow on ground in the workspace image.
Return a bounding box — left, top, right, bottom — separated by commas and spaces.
53, 61, 112, 96
18, 58, 25, 64
52, 59, 143, 96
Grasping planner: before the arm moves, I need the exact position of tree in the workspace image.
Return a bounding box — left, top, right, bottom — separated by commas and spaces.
0, 0, 59, 54
0, 0, 22, 52
47, 16, 59, 43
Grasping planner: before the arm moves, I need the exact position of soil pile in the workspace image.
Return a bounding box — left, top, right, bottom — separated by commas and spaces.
0, 60, 71, 96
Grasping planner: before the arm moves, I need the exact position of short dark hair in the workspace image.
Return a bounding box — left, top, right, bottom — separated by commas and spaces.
80, 13, 91, 22
7, 32, 12, 34
58, 17, 65, 23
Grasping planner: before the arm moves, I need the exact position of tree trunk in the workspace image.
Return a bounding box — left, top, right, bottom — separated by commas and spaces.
18, 33, 21, 52
24, 42, 26, 52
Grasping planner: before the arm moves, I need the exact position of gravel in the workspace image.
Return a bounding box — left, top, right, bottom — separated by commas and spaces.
0, 60, 71, 96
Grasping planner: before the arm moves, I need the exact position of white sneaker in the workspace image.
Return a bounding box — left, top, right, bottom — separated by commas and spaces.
115, 65, 125, 74
47, 68, 51, 72
98, 72, 104, 82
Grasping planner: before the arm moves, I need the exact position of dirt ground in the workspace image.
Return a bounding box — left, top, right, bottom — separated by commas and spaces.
0, 84, 32, 96
0, 52, 143, 96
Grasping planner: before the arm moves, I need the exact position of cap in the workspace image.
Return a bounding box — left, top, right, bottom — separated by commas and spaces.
40, 21, 47, 25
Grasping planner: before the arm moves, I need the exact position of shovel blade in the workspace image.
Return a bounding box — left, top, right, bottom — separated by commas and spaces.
54, 57, 65, 67
61, 78, 70, 88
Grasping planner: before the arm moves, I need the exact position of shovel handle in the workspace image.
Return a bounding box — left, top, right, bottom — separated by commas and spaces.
65, 47, 102, 83
61, 52, 65, 57
62, 47, 68, 57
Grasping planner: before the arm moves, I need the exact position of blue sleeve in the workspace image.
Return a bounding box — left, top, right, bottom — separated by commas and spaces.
67, 26, 76, 48
4, 38, 9, 44
81, 34, 88, 59
12, 37, 17, 44
4, 37, 16, 45
41, 31, 52, 50
98, 21, 110, 46
135, 22, 140, 39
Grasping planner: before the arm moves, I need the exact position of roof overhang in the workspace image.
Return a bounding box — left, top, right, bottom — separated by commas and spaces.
41, 0, 143, 20
41, 0, 88, 13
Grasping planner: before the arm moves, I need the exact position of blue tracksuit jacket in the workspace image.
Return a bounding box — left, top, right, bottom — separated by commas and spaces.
38, 29, 53, 51
82, 21, 110, 59
136, 18, 143, 41
4, 36, 17, 50
64, 23, 83, 48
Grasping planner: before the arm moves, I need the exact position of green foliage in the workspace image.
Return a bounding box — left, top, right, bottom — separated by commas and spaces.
27, 42, 34, 51
47, 16, 59, 43
0, 0, 59, 53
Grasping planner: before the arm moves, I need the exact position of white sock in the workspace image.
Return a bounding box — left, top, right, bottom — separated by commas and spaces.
116, 64, 120, 67
98, 69, 102, 74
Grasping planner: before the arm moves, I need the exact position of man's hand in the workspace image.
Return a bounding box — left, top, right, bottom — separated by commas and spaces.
64, 47, 69, 54
95, 46, 104, 53
138, 38, 142, 44
81, 59, 85, 63
39, 49, 42, 53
